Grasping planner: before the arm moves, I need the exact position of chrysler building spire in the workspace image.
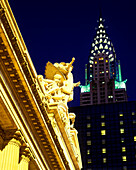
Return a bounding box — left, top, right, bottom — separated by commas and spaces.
80, 14, 127, 105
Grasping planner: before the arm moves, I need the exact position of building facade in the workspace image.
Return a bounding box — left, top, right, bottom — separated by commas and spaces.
70, 101, 136, 169
80, 14, 127, 106
0, 0, 82, 169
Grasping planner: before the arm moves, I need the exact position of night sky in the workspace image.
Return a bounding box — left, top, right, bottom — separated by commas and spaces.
8, 0, 136, 107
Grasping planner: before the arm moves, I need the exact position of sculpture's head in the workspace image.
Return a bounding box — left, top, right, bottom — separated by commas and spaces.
54, 74, 63, 86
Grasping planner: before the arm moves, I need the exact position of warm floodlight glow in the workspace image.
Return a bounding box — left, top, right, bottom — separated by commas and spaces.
103, 158, 106, 163
120, 129, 124, 133
102, 148, 106, 153
122, 147, 126, 152
101, 130, 106, 135
122, 156, 127, 161
87, 140, 91, 145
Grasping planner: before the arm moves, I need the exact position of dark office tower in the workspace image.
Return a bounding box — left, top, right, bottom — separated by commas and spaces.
70, 101, 136, 170
80, 15, 127, 106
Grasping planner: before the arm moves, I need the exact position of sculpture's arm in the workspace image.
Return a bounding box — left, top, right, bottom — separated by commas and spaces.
67, 57, 75, 70
44, 79, 54, 83
47, 86, 60, 94
51, 94, 65, 100
73, 81, 80, 87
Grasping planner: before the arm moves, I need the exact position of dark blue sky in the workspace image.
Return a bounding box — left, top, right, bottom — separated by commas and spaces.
8, 0, 136, 107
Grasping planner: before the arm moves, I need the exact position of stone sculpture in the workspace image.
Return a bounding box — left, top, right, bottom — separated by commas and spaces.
36, 58, 81, 161
41, 57, 80, 105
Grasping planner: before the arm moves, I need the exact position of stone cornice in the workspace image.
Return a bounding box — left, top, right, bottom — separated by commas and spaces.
0, 1, 78, 169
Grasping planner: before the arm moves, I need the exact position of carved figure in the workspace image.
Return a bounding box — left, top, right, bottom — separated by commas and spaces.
47, 74, 65, 102
61, 61, 80, 102
36, 59, 81, 160
69, 113, 76, 129
44, 58, 80, 105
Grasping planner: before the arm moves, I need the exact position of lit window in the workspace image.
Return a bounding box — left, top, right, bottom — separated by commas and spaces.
101, 130, 106, 135
102, 139, 106, 144
101, 115, 105, 118
122, 156, 127, 161
122, 147, 126, 152
87, 140, 91, 145
120, 129, 124, 133
101, 122, 105, 126
99, 23, 103, 28
104, 39, 107, 43
108, 96, 113, 98
99, 24, 103, 28
92, 43, 95, 47
103, 158, 106, 163
87, 116, 90, 119
87, 123, 91, 128
87, 132, 91, 136
99, 39, 103, 43
89, 60, 93, 64
95, 46, 98, 50
123, 166, 127, 170
120, 121, 123, 125
132, 112, 135, 115
110, 58, 114, 62
102, 148, 106, 153
99, 44, 103, 49
134, 136, 136, 141
109, 54, 113, 58
95, 61, 97, 64
106, 70, 108, 73
88, 159, 92, 164
99, 57, 104, 60
87, 149, 90, 155
119, 113, 123, 117
121, 138, 124, 143
106, 60, 108, 63
107, 41, 110, 45
133, 120, 136, 124
104, 45, 108, 49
